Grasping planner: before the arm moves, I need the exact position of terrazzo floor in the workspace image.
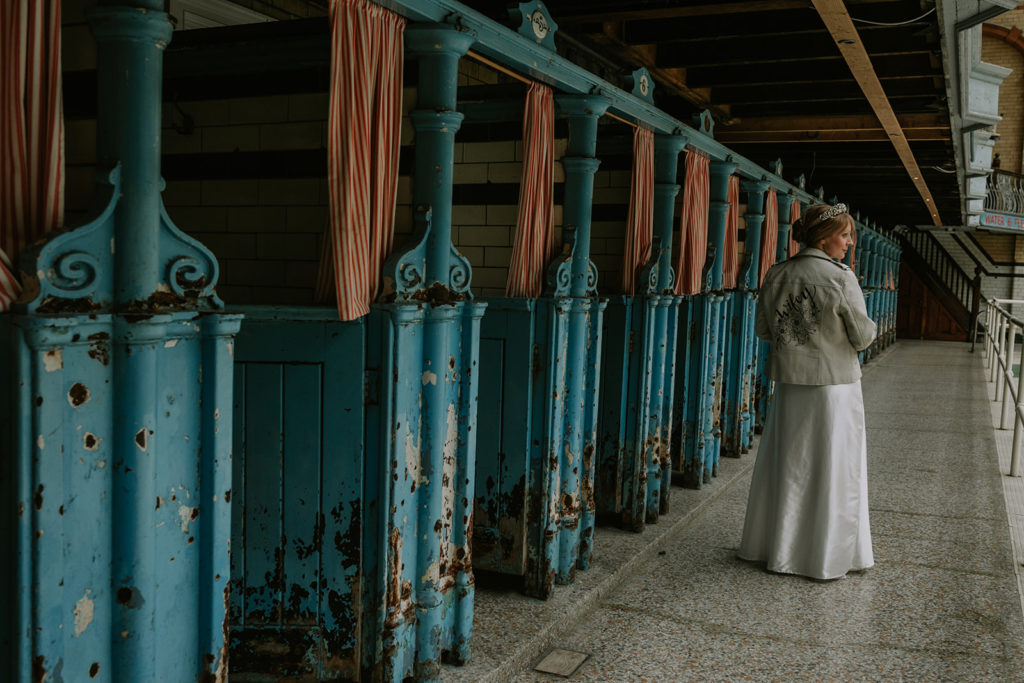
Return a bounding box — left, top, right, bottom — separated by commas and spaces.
441, 340, 1024, 682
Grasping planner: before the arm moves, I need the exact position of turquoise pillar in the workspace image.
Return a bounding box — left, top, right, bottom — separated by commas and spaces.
4, 2, 241, 681
682, 159, 734, 487
776, 194, 796, 264
549, 95, 609, 585
726, 179, 769, 458
473, 95, 609, 600
641, 134, 686, 520
755, 192, 793, 434
707, 160, 735, 479
370, 24, 484, 681
861, 231, 878, 361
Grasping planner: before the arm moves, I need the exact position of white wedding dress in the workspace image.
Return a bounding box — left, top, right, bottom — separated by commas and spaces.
738, 380, 872, 580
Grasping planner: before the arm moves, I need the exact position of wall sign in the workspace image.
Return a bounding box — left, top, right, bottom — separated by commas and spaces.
981, 211, 1024, 231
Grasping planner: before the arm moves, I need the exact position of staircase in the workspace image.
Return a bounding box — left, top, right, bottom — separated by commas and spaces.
897, 229, 974, 341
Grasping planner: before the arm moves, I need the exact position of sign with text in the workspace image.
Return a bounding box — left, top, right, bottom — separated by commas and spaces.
981, 212, 1024, 231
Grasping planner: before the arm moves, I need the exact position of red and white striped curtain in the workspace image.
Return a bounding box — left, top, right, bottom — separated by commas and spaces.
0, 249, 20, 310
848, 229, 858, 273
1, 0, 65, 310
506, 83, 554, 297
759, 189, 778, 286
675, 150, 710, 295
621, 126, 654, 294
721, 175, 740, 290
788, 200, 801, 258
315, 0, 405, 320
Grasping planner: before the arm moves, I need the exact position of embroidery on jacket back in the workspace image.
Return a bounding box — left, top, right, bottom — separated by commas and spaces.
774, 285, 821, 346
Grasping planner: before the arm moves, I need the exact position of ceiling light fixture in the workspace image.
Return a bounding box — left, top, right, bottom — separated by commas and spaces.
838, 38, 855, 44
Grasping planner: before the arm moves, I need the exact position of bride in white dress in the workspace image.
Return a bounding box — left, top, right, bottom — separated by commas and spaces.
738, 202, 877, 580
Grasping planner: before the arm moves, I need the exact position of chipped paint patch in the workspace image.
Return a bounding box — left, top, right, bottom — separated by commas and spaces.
422, 370, 438, 386
178, 504, 198, 533
83, 433, 100, 451
421, 562, 440, 585
440, 403, 459, 569
43, 349, 62, 372
163, 339, 178, 348
405, 431, 421, 486
227, 341, 233, 357
37, 435, 44, 450
74, 590, 94, 637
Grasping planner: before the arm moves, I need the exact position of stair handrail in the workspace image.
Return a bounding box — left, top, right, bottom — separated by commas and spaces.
899, 229, 974, 313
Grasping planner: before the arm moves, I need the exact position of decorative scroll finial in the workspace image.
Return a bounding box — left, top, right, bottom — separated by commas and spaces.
380, 205, 474, 302
693, 110, 715, 138
18, 165, 222, 314
637, 236, 672, 295
545, 226, 597, 297
701, 245, 717, 292
510, 1, 557, 50
815, 186, 825, 200
794, 173, 806, 190
627, 67, 655, 103
769, 158, 783, 177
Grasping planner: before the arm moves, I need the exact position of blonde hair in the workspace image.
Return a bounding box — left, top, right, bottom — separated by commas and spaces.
792, 204, 854, 247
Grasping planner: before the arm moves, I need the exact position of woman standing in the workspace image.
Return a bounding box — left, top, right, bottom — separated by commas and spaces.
738, 202, 877, 580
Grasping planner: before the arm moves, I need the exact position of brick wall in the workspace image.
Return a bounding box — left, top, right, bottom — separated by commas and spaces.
61, 9, 731, 305
975, 232, 1016, 263
984, 10, 1024, 174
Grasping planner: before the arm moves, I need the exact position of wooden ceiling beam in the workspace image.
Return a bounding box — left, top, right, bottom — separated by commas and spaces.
685, 53, 940, 88
810, 0, 942, 225
713, 77, 939, 105
718, 129, 949, 143
729, 97, 946, 119
555, 0, 895, 24
719, 112, 949, 133
623, 17, 935, 50
648, 26, 936, 69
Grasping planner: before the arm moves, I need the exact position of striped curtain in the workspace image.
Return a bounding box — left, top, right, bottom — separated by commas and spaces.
848, 229, 858, 273
315, 0, 405, 320
506, 83, 554, 297
721, 175, 740, 289
621, 126, 654, 294
675, 150, 710, 296
0, 248, 19, 310
759, 189, 778, 286
788, 200, 801, 258
1, 0, 65, 310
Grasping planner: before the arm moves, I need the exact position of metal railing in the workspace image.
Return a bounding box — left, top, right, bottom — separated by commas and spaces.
980, 297, 1024, 475
986, 169, 1024, 216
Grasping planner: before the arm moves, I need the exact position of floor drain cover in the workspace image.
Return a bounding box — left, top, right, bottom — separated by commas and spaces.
534, 649, 589, 677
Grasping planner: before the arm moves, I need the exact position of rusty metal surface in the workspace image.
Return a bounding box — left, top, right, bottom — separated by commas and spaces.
4, 311, 240, 682
228, 310, 365, 681
367, 301, 485, 680
477, 298, 605, 599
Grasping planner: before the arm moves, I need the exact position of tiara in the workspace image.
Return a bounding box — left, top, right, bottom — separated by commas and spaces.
812, 202, 848, 225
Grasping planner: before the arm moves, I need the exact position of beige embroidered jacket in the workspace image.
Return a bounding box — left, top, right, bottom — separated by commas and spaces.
756, 247, 877, 386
